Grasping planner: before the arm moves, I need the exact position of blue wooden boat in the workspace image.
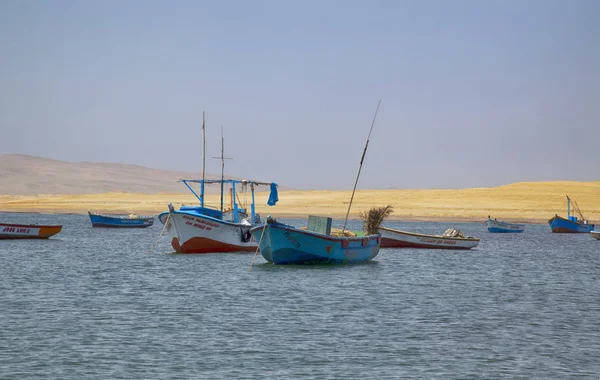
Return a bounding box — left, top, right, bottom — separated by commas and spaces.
548, 195, 595, 233
88, 211, 154, 228
249, 100, 383, 265
249, 217, 381, 265
485, 217, 525, 233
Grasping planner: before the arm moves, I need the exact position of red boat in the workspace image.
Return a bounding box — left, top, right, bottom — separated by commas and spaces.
0, 223, 63, 239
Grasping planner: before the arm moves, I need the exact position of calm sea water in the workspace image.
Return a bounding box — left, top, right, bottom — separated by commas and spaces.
1, 212, 599, 379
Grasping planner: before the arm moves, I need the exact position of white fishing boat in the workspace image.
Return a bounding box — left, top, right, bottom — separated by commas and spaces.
158, 112, 280, 253
159, 179, 278, 253
378, 226, 480, 250
591, 231, 600, 240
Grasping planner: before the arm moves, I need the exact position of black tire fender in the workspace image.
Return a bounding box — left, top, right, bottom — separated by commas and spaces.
241, 229, 252, 243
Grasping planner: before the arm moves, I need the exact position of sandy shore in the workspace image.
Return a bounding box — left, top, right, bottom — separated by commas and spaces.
1, 181, 599, 223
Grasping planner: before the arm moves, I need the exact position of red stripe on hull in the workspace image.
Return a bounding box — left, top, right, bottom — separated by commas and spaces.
551, 227, 582, 233
381, 238, 475, 250
171, 237, 256, 254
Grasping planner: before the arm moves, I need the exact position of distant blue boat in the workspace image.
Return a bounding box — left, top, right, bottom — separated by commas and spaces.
249, 217, 381, 265
548, 195, 595, 233
485, 217, 525, 233
88, 211, 154, 228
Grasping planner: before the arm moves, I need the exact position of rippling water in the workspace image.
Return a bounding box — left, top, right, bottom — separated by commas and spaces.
1, 213, 599, 379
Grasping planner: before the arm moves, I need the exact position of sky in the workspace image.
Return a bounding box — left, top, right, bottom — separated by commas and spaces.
1, 0, 599, 190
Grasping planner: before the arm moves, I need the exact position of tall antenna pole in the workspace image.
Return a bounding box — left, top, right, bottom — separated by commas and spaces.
212, 126, 232, 213
220, 126, 224, 212
341, 99, 382, 235
200, 111, 206, 207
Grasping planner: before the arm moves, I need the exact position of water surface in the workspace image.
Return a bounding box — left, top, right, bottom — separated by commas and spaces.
1, 213, 599, 379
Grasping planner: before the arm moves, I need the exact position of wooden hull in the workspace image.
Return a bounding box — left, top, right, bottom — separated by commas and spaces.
250, 223, 380, 265
160, 210, 257, 254
0, 223, 62, 239
485, 219, 524, 233
378, 227, 480, 250
548, 216, 595, 233
591, 231, 600, 240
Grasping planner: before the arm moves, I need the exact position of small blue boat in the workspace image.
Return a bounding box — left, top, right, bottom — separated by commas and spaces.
249, 216, 381, 265
88, 211, 154, 228
548, 195, 595, 233
485, 217, 525, 233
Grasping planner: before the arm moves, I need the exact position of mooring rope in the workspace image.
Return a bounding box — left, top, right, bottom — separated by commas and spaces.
146, 213, 170, 254
248, 221, 268, 272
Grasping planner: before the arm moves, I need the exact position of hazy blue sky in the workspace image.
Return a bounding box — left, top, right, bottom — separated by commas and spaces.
1, 0, 598, 190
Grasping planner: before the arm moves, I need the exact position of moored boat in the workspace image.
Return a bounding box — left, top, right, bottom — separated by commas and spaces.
249, 100, 384, 265
159, 179, 278, 253
0, 223, 62, 239
485, 217, 525, 233
548, 195, 595, 233
378, 226, 480, 250
591, 231, 600, 240
158, 113, 280, 254
88, 211, 154, 228
250, 216, 381, 265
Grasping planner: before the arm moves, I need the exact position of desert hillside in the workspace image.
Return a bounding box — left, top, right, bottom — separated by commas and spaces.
1, 181, 598, 223
0, 154, 236, 195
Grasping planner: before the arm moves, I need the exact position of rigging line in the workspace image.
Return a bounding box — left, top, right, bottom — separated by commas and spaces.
341, 99, 382, 235
248, 221, 268, 272
145, 213, 170, 255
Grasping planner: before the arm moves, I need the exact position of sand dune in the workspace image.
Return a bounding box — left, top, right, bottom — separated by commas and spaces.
1, 181, 598, 223
0, 154, 238, 195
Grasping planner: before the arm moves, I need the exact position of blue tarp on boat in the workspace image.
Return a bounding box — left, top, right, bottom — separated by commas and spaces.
268, 183, 279, 206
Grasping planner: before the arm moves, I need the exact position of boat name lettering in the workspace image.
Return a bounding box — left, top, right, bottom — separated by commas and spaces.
418, 237, 456, 245
194, 218, 219, 228
2, 227, 31, 233
345, 250, 361, 259
185, 221, 214, 231
181, 216, 219, 228
283, 231, 301, 248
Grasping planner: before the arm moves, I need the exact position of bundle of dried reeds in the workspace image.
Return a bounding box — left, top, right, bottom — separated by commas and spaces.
360, 205, 394, 235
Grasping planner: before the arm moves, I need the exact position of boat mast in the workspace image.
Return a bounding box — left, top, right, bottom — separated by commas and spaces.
573, 199, 585, 221
567, 195, 571, 219
220, 126, 225, 212
341, 99, 382, 235
201, 111, 206, 207
212, 126, 232, 213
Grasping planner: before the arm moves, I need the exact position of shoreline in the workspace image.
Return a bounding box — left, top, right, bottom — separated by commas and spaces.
2, 181, 598, 224
0, 209, 548, 224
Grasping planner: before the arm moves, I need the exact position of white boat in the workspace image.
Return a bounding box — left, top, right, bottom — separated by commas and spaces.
485, 217, 525, 233
592, 231, 600, 240
378, 226, 480, 250
159, 179, 278, 253
158, 113, 279, 254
